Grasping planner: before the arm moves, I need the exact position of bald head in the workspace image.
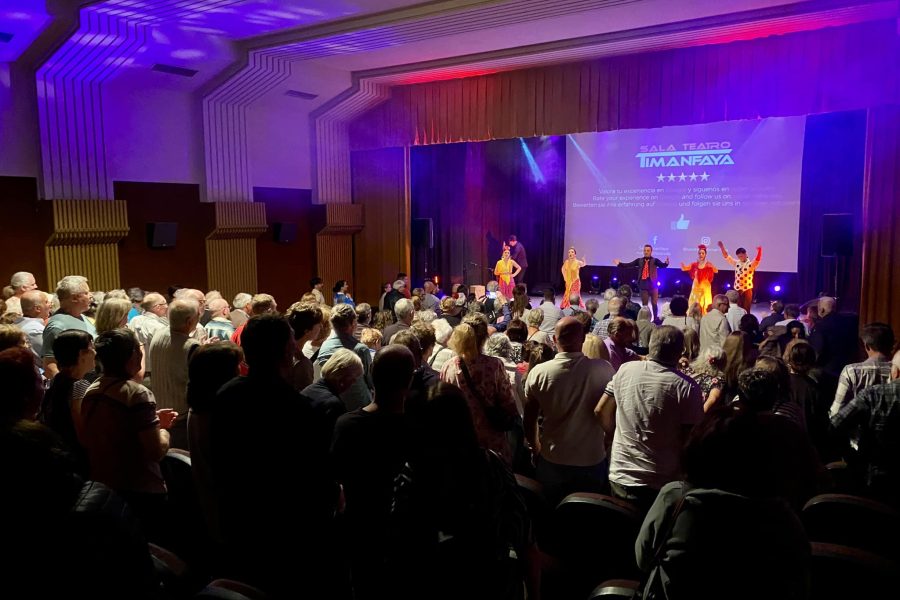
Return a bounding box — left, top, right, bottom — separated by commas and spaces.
818, 296, 836, 317
555, 316, 585, 352
208, 298, 229, 318
20, 290, 50, 320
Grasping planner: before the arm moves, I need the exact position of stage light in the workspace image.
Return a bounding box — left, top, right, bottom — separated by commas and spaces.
725, 283, 731, 289
656, 281, 661, 287
612, 277, 618, 283
773, 285, 782, 293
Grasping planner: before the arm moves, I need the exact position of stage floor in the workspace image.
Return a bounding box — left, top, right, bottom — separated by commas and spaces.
529, 292, 773, 321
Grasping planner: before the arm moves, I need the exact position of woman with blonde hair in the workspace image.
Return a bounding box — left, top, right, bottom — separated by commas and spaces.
705, 331, 756, 411
95, 297, 131, 334
440, 323, 518, 463
582, 334, 611, 362
0, 324, 27, 352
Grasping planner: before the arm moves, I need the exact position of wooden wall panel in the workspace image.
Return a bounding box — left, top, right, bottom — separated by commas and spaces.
0, 177, 52, 291
206, 202, 267, 300
46, 244, 121, 292
316, 233, 354, 302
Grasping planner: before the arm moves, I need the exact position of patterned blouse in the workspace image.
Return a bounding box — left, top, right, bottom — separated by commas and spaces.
440, 354, 518, 463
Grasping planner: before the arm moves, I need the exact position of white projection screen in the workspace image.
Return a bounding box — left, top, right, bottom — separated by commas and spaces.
565, 116, 806, 272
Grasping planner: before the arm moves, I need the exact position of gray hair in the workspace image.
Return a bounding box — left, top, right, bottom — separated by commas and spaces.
10, 272, 33, 289
713, 294, 729, 308
141, 292, 166, 312
392, 279, 406, 291
637, 307, 652, 322
569, 293, 581, 306
649, 325, 684, 365
208, 298, 229, 314
486, 280, 500, 293
603, 288, 617, 301
725, 289, 740, 304
432, 318, 453, 345
330, 303, 357, 329
414, 310, 436, 324
233, 293, 252, 310
691, 345, 726, 376
56, 276, 89, 300
169, 298, 200, 330
525, 308, 544, 328
585, 298, 600, 314
321, 348, 363, 386
484, 333, 512, 361
395, 298, 415, 320
607, 297, 623, 316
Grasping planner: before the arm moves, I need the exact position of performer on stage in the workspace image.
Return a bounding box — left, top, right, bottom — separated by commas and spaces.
717, 241, 762, 312
613, 244, 669, 319
493, 246, 522, 298
681, 245, 718, 315
560, 247, 587, 309
507, 235, 528, 291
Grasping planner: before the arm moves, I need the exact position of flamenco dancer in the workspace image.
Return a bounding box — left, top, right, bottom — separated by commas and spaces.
560, 246, 587, 309
613, 244, 669, 319
493, 246, 522, 298
717, 240, 762, 312
681, 244, 718, 315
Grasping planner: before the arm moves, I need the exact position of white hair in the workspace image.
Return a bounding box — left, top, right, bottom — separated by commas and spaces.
892, 349, 900, 371
395, 298, 414, 320
484, 333, 512, 361
321, 348, 363, 385
393, 279, 406, 291
432, 319, 453, 345
168, 298, 200, 330
725, 289, 740, 304
233, 293, 252, 310
10, 272, 33, 289
414, 310, 436, 324
525, 308, 544, 327
603, 288, 617, 301
56, 275, 89, 300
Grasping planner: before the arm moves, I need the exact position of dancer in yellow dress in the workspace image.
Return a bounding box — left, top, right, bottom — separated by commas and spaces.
560, 247, 587, 309
493, 247, 521, 298
680, 244, 718, 315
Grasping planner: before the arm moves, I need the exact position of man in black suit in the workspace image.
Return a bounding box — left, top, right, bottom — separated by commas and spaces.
508, 235, 528, 291
809, 296, 859, 378
614, 244, 669, 320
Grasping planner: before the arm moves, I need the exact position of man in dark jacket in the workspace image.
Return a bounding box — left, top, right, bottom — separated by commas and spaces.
508, 235, 528, 291
613, 244, 669, 320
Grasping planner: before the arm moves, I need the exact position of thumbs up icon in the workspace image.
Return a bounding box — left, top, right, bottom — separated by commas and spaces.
671, 214, 690, 230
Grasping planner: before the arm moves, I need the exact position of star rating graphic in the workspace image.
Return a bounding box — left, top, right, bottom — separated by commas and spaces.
657, 171, 710, 183
657, 173, 665, 182
678, 172, 687, 182
700, 171, 710, 181
667, 173, 676, 182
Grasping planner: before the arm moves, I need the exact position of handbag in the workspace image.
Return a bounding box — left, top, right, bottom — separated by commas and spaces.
459, 360, 516, 432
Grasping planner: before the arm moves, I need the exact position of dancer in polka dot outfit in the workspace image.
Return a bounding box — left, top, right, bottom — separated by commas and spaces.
717, 240, 762, 312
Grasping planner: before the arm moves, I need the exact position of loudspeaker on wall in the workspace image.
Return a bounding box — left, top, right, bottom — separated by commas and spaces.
146, 222, 178, 249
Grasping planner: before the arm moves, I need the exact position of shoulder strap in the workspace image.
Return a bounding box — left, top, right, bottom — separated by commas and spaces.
459, 360, 489, 408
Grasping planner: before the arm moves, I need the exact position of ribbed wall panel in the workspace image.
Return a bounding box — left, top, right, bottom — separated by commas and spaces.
206, 238, 258, 301
316, 233, 354, 297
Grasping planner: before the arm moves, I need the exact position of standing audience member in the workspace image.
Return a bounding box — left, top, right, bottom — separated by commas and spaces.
428, 318, 456, 372
604, 317, 641, 371
759, 300, 785, 334
383, 298, 414, 344
636, 307, 656, 348
592, 297, 622, 339
525, 308, 551, 347
809, 296, 858, 378
699, 294, 731, 353
662, 296, 699, 334
204, 298, 236, 341
303, 349, 364, 436
354, 303, 373, 339
317, 303, 373, 411
16, 290, 51, 360
689, 345, 726, 404
230, 293, 277, 346
287, 301, 324, 392
9, 271, 38, 297
725, 289, 748, 333
310, 277, 327, 305
229, 293, 252, 328
95, 297, 131, 334
128, 293, 168, 384
42, 276, 96, 379
830, 323, 895, 417
333, 280, 356, 308
538, 288, 563, 334
705, 331, 756, 412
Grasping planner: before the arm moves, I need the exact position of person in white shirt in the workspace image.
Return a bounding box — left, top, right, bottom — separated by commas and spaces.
16, 290, 51, 361
128, 292, 169, 382
538, 288, 563, 334
700, 295, 732, 353
724, 289, 748, 333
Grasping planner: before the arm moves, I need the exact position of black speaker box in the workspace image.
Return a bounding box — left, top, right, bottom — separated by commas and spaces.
273, 222, 298, 244
821, 213, 853, 257
146, 222, 178, 249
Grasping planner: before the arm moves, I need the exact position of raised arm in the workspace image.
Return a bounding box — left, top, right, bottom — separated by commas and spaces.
616, 258, 640, 268
717, 240, 736, 266
656, 257, 670, 269
752, 246, 762, 268
680, 262, 692, 272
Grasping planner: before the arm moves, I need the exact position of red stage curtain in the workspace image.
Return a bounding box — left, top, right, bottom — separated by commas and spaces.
860, 105, 900, 328
350, 20, 899, 150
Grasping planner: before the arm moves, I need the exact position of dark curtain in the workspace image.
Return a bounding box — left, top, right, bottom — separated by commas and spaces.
797, 111, 866, 310
411, 137, 565, 290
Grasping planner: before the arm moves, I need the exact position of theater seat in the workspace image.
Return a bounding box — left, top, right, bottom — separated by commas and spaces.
195, 579, 269, 600
824, 461, 861, 495
810, 542, 899, 599
544, 493, 642, 599
802, 493, 900, 559
160, 450, 210, 568
588, 579, 640, 599
515, 474, 551, 545
149, 542, 202, 598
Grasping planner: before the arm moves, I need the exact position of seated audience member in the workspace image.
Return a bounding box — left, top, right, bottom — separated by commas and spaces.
331, 346, 415, 599
605, 317, 641, 371
440, 296, 464, 327
42, 275, 96, 379
389, 382, 534, 600
428, 318, 455, 371
16, 290, 51, 360
705, 331, 755, 412
440, 322, 517, 464
524, 317, 614, 503
739, 313, 762, 344
229, 292, 252, 328
525, 308, 551, 347
755, 355, 805, 429
383, 298, 414, 344
212, 314, 335, 595
595, 326, 704, 513
333, 280, 356, 308
310, 277, 327, 306
758, 300, 785, 334
360, 327, 382, 359
317, 303, 373, 411
354, 302, 373, 339
204, 298, 235, 341
662, 296, 699, 334
128, 292, 168, 383
39, 330, 95, 473
373, 308, 395, 331
0, 346, 45, 423
230, 293, 277, 345
636, 307, 656, 349
699, 294, 731, 352
830, 322, 895, 417
186, 342, 243, 544
79, 329, 176, 532
689, 345, 726, 407
287, 301, 324, 391
538, 288, 563, 333
592, 296, 622, 339
831, 350, 900, 506
809, 296, 858, 378
679, 329, 700, 374
303, 348, 363, 436
724, 289, 748, 333
505, 318, 528, 363
582, 333, 611, 362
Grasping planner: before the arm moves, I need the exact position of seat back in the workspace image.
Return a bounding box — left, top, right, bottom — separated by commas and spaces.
803, 493, 900, 559
589, 579, 640, 600
810, 542, 899, 599
514, 474, 551, 545
160, 450, 210, 568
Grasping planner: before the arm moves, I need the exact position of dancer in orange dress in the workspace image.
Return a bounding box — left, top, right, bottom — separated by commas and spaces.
493, 246, 521, 298
560, 247, 587, 309
680, 244, 718, 315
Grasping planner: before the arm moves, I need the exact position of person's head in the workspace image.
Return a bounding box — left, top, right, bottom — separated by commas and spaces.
637, 307, 652, 323
669, 296, 688, 317
582, 334, 611, 361
383, 282, 392, 293
643, 244, 653, 258
483, 333, 513, 362
395, 298, 415, 324
573, 310, 593, 335
805, 304, 819, 320
310, 277, 323, 290
372, 345, 416, 409
617, 284, 633, 300
392, 279, 406, 294
10, 272, 37, 297
321, 348, 364, 395
333, 280, 348, 295
55, 276, 92, 316
738, 362, 785, 412
649, 325, 684, 366
556, 316, 585, 353
608, 317, 634, 347
286, 302, 323, 343
391, 330, 424, 368
861, 322, 895, 357
542, 288, 555, 304
249, 293, 277, 316
0, 324, 27, 351
355, 303, 372, 326
755, 355, 790, 391
585, 298, 600, 316
242, 314, 294, 374
330, 303, 357, 334
360, 328, 383, 351
431, 318, 453, 347
20, 291, 50, 321
818, 296, 836, 317
502, 247, 511, 261
697, 244, 708, 261
187, 342, 243, 412
785, 339, 816, 374
508, 235, 518, 247
525, 308, 544, 329
174, 288, 206, 313
568, 292, 582, 307
692, 344, 726, 375
688, 302, 702, 322
0, 347, 43, 422
373, 309, 394, 331
207, 298, 230, 320
567, 246, 577, 259
682, 328, 700, 363
52, 330, 95, 377
739, 314, 760, 337
232, 292, 252, 312
448, 323, 480, 363
204, 290, 223, 305
168, 299, 200, 334
710, 294, 728, 314
770, 300, 785, 315
440, 296, 457, 316
783, 304, 800, 320
607, 296, 623, 317
463, 313, 489, 349
725, 289, 740, 305
423, 281, 436, 294
723, 331, 752, 387
409, 322, 436, 361
524, 340, 555, 373
603, 288, 617, 301
94, 297, 131, 334
140, 292, 168, 317
735, 247, 748, 261
94, 328, 142, 379
892, 350, 900, 381
784, 320, 806, 340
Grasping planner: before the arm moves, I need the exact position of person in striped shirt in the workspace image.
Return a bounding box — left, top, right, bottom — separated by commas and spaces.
830, 322, 895, 417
